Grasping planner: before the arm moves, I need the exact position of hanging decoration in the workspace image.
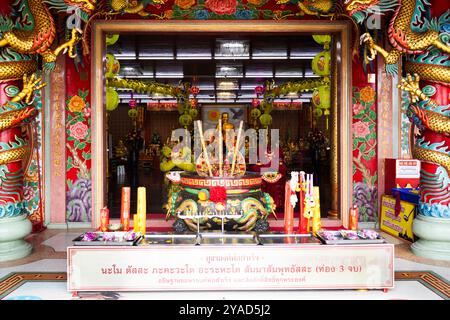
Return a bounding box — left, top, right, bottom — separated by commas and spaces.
312, 35, 331, 49
105, 54, 120, 79
107, 76, 196, 128
106, 34, 120, 46
311, 50, 331, 77
256, 78, 329, 128
106, 87, 119, 112
311, 34, 331, 128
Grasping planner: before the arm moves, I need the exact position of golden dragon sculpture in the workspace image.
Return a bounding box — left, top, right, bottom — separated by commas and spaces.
0, 0, 95, 221
0, 0, 96, 73
346, 0, 450, 74
347, 0, 450, 217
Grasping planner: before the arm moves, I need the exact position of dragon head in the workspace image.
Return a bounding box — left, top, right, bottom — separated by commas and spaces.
344, 0, 398, 24
64, 0, 96, 15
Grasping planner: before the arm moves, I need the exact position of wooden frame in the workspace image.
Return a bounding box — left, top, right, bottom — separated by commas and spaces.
91, 20, 352, 228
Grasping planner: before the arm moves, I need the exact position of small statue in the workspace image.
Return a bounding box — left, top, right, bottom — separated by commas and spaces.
114, 139, 128, 159
216, 112, 235, 142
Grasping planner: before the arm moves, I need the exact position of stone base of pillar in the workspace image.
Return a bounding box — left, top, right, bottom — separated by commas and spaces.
0, 214, 32, 262
411, 214, 450, 261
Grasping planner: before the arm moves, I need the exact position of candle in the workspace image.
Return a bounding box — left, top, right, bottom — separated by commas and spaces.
137, 187, 147, 235
312, 186, 321, 235
121, 187, 131, 231
349, 205, 359, 230
133, 214, 139, 232
297, 171, 308, 234
100, 207, 109, 232
283, 182, 294, 234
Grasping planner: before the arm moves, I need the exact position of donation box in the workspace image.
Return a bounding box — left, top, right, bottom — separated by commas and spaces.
384, 159, 420, 194
380, 195, 417, 242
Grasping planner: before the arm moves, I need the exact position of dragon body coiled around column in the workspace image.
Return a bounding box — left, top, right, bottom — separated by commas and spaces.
0, 0, 95, 222
346, 0, 450, 74
347, 0, 450, 218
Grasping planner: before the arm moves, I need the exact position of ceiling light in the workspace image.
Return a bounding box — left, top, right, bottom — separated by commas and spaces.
220, 66, 236, 72
217, 92, 235, 99
217, 81, 238, 90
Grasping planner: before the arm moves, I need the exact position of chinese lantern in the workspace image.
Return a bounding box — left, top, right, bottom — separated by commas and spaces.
311, 50, 331, 77
312, 85, 330, 110
250, 108, 261, 119
129, 99, 137, 108
190, 86, 200, 96
106, 34, 120, 46
251, 98, 260, 108
255, 86, 264, 96
105, 54, 120, 79
128, 108, 138, 119
106, 87, 119, 112
190, 98, 198, 108
312, 34, 331, 49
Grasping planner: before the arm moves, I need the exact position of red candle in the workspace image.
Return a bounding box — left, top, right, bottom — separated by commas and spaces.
298, 174, 308, 234
100, 207, 109, 232
121, 187, 131, 231
284, 182, 294, 234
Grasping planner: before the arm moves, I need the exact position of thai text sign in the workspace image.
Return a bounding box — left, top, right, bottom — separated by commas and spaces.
68, 245, 394, 291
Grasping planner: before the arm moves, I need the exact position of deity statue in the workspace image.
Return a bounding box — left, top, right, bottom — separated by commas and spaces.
216, 112, 234, 142
114, 139, 128, 159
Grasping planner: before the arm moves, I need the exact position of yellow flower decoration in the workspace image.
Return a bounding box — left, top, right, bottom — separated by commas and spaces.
248, 0, 266, 5
68, 95, 86, 113
163, 10, 174, 19
175, 0, 196, 9
359, 86, 376, 103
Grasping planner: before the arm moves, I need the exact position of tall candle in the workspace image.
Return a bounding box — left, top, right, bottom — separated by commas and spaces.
283, 182, 294, 234
133, 214, 139, 232
298, 171, 308, 234
312, 186, 321, 235
100, 206, 109, 232
137, 187, 147, 234
121, 187, 131, 231
349, 205, 359, 230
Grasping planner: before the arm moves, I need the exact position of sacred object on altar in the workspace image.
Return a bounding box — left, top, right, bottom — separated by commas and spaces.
166, 173, 276, 232
216, 112, 235, 141
316, 229, 385, 245
114, 140, 127, 158
165, 120, 276, 232
159, 137, 195, 172
73, 231, 142, 246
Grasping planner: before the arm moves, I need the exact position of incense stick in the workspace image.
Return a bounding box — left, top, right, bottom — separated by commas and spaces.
218, 119, 223, 177
196, 120, 213, 177
230, 121, 243, 176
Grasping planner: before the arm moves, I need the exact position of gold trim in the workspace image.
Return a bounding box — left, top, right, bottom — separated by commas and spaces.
328, 36, 339, 220
181, 176, 262, 188
91, 20, 352, 228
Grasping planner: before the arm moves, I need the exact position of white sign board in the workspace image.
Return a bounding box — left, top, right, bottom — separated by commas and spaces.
68, 245, 394, 291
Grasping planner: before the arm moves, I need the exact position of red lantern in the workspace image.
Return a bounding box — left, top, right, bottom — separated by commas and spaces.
190, 86, 200, 96
190, 98, 198, 108
255, 86, 264, 96
129, 99, 137, 108
252, 98, 260, 108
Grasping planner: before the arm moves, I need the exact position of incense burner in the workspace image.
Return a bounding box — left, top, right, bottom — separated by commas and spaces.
165, 173, 276, 232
